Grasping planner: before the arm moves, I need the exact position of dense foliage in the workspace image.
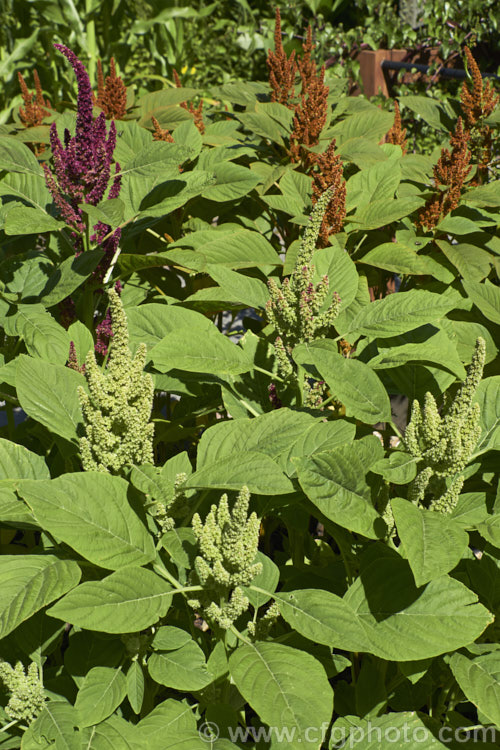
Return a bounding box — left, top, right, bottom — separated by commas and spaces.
0, 9, 499, 749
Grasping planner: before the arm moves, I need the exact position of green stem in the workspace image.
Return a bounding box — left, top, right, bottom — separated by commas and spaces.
253, 366, 285, 383
229, 624, 253, 646
85, 0, 97, 83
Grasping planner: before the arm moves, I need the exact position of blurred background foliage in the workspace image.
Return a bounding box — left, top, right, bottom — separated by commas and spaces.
1, 0, 499, 148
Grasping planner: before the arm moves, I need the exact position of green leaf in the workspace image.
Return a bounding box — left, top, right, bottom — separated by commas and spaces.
295, 445, 386, 539
402, 96, 450, 131
27, 701, 79, 749
0, 556, 81, 639
18, 473, 156, 570
436, 240, 492, 282
347, 198, 422, 231
361, 242, 452, 281
474, 376, 500, 454
79, 198, 125, 229
75, 667, 127, 728
0, 437, 49, 480
0, 136, 44, 176
150, 327, 252, 377
463, 279, 500, 325
16, 356, 84, 443
152, 627, 192, 651
127, 303, 213, 351
186, 451, 294, 495
4, 205, 61, 235
371, 452, 418, 484
244, 551, 279, 608
229, 642, 333, 750
332, 712, 451, 749
41, 250, 103, 307
167, 226, 280, 271
463, 180, 500, 207
47, 567, 172, 633
368, 328, 466, 380
134, 699, 197, 750
346, 161, 401, 211
275, 545, 492, 660
117, 142, 191, 178
293, 341, 391, 422
391, 497, 469, 586
341, 290, 457, 340
14, 308, 70, 364
237, 111, 285, 144
477, 515, 500, 547
450, 652, 500, 728
127, 661, 145, 715
148, 641, 213, 691
205, 265, 269, 309
201, 162, 260, 202
312, 244, 359, 312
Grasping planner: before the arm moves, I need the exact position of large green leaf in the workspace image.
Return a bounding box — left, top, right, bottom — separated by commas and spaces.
295, 444, 386, 539
450, 652, 500, 728
47, 568, 172, 633
368, 328, 466, 380
14, 307, 70, 364
293, 341, 391, 422
4, 205, 61, 235
361, 242, 452, 281
0, 556, 81, 639
75, 667, 127, 728
436, 240, 492, 282
201, 162, 260, 202
0, 437, 49, 480
392, 497, 469, 586
133, 699, 197, 750
18, 473, 156, 570
166, 226, 280, 271
347, 197, 422, 231
346, 161, 401, 211
474, 377, 500, 454
0, 136, 44, 176
186, 451, 293, 495
205, 265, 269, 309
126, 303, 212, 351
332, 712, 454, 749
312, 244, 359, 312
463, 279, 500, 325
40, 250, 103, 307
148, 642, 213, 691
16, 356, 84, 443
276, 545, 492, 659
229, 642, 333, 750
341, 290, 457, 340
150, 327, 252, 377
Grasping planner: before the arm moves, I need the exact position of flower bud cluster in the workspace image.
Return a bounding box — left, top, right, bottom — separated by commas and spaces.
152, 472, 188, 534
405, 338, 485, 507
0, 661, 45, 724
188, 487, 262, 630
78, 288, 154, 474
266, 187, 341, 382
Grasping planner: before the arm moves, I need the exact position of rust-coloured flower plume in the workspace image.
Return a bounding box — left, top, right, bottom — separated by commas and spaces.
418, 117, 471, 230
151, 116, 174, 142
266, 8, 297, 108
173, 69, 205, 134
460, 47, 499, 183
385, 100, 408, 155
18, 70, 51, 128
307, 140, 346, 247
94, 58, 127, 120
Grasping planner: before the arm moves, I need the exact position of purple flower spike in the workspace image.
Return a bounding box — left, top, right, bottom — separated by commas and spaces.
44, 45, 122, 280
54, 44, 94, 167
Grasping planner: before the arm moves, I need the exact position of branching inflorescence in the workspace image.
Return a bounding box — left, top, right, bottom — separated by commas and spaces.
267, 187, 341, 390
0, 661, 45, 725
460, 46, 499, 184
43, 45, 121, 277
404, 337, 485, 511
188, 487, 262, 630
418, 117, 472, 230
78, 288, 154, 474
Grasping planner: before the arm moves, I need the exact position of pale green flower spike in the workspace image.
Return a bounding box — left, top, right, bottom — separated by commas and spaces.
78, 288, 154, 474
0, 661, 45, 724
151, 472, 188, 534
248, 601, 281, 639
405, 337, 485, 507
188, 486, 262, 630
266, 187, 341, 388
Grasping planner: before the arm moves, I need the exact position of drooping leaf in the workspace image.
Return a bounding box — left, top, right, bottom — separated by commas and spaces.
148, 641, 213, 691
150, 327, 252, 377
392, 497, 469, 586
75, 667, 127, 728
229, 642, 333, 750
450, 652, 500, 728
0, 556, 81, 639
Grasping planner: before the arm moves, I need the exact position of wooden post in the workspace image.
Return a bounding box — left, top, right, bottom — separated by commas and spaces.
357, 49, 408, 97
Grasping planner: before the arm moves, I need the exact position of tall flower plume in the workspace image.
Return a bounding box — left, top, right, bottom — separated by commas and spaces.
266, 8, 297, 108
418, 117, 471, 230
385, 100, 408, 155
43, 45, 121, 275
173, 68, 205, 133
94, 58, 127, 120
